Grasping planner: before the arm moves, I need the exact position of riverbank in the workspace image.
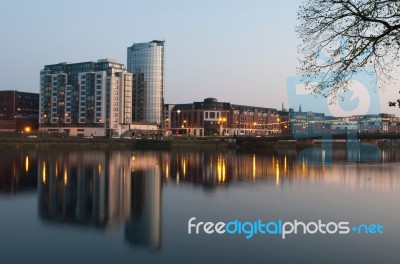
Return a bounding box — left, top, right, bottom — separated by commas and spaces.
0, 135, 398, 150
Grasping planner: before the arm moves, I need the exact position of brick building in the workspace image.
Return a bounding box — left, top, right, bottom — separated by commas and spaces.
0, 90, 39, 132
170, 98, 281, 136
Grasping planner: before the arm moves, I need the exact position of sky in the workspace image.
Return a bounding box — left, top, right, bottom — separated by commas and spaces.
0, 0, 399, 115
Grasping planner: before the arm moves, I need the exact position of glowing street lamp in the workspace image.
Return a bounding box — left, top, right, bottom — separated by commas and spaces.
219, 117, 227, 136
277, 118, 281, 134
183, 120, 188, 136
42, 114, 47, 137
176, 110, 181, 135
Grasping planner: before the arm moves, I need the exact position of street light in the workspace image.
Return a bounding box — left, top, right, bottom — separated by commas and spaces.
277, 118, 281, 134
219, 117, 227, 136
42, 114, 47, 137
163, 118, 169, 137
177, 110, 181, 136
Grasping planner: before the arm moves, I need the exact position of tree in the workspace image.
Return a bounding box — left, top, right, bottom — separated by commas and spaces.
296, 0, 400, 106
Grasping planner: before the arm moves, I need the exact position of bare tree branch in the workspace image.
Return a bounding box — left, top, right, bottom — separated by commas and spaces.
297, 0, 400, 103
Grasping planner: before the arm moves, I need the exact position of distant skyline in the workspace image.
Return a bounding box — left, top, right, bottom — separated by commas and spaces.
1, 0, 399, 114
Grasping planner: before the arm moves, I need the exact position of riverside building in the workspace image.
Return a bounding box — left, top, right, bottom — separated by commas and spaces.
127, 40, 165, 126
170, 98, 281, 136
39, 59, 132, 137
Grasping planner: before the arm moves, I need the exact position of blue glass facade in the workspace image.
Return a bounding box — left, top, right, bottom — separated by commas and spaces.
127, 40, 164, 125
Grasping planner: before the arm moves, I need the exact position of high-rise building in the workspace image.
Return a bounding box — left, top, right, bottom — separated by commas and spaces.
40, 59, 132, 137
127, 40, 165, 125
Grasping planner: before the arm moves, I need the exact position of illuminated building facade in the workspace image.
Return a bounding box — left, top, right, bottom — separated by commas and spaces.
39, 59, 132, 137
170, 98, 281, 136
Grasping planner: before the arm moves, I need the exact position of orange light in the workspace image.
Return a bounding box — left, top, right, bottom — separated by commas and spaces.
25, 156, 29, 173
24, 126, 31, 133
64, 168, 68, 186
42, 161, 46, 184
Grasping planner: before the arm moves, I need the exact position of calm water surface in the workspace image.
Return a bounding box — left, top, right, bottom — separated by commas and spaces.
0, 148, 399, 264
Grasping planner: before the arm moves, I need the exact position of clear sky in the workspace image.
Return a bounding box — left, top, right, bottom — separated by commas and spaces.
0, 0, 398, 114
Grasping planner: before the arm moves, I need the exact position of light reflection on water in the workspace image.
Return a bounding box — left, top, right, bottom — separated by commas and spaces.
0, 148, 399, 263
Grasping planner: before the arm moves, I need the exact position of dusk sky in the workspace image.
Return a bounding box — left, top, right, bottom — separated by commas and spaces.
1, 0, 399, 114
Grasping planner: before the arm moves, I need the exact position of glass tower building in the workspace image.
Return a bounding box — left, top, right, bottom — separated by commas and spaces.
127, 40, 165, 125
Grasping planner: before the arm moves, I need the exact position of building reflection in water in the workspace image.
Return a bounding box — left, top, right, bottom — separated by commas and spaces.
33, 148, 400, 250
125, 152, 162, 250
38, 151, 131, 229
161, 149, 400, 192
0, 150, 37, 195
38, 150, 162, 249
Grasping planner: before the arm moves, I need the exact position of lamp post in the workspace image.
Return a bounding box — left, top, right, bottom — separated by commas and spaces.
219, 117, 227, 136
42, 114, 47, 137
177, 110, 181, 137
164, 118, 169, 137
277, 118, 281, 134
183, 120, 188, 138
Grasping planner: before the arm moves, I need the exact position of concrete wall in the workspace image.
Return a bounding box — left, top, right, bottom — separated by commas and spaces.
40, 127, 106, 137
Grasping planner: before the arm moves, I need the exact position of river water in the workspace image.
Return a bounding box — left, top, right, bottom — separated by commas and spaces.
0, 148, 399, 263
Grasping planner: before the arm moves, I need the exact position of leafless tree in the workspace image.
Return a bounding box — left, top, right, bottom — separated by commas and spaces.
297, 0, 400, 106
